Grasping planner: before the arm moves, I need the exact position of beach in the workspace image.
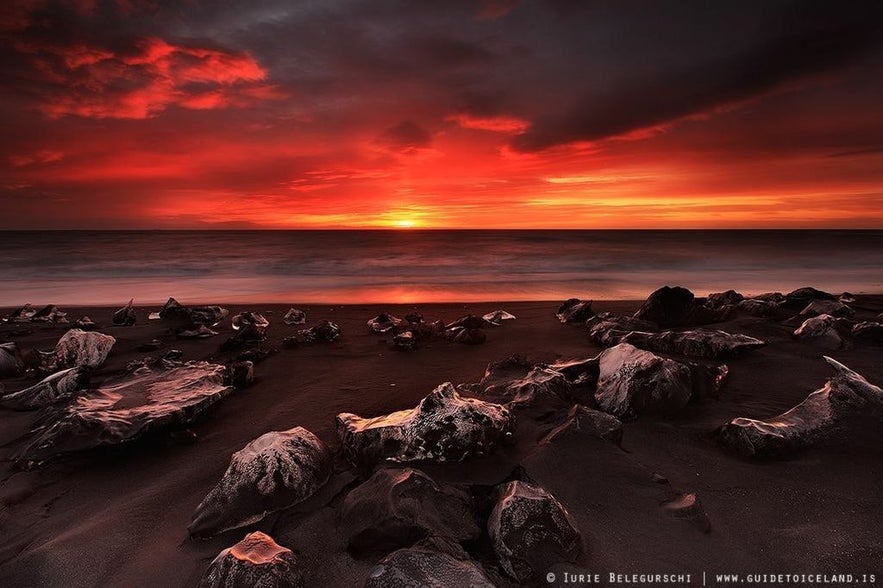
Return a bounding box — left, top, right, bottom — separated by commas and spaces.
0, 295, 881, 587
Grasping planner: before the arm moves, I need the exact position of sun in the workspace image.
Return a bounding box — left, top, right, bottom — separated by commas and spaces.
392, 218, 417, 228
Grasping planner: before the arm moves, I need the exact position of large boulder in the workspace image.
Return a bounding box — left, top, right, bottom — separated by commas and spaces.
488, 479, 581, 582
337, 383, 514, 466
482, 310, 516, 326
112, 299, 136, 326
585, 313, 656, 345
798, 300, 854, 319
364, 537, 494, 588
367, 313, 403, 333
190, 427, 332, 537
595, 343, 714, 417
609, 329, 766, 359
199, 531, 304, 588
633, 286, 695, 327
55, 329, 116, 369
0, 342, 24, 377
704, 290, 744, 309
556, 298, 593, 323
784, 286, 836, 308
15, 361, 233, 466
341, 468, 479, 554
738, 298, 780, 317
0, 366, 89, 410
793, 315, 844, 349
717, 357, 883, 458
159, 298, 229, 326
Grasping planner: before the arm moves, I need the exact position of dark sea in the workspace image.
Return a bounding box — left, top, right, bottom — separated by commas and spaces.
1, 230, 881, 306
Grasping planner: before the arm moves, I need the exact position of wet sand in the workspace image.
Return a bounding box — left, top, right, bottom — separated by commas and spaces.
0, 298, 881, 587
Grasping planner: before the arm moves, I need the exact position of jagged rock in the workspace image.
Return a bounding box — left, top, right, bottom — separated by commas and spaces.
229, 361, 254, 389
113, 299, 136, 326
633, 286, 695, 327
488, 479, 581, 582
291, 320, 341, 344
282, 308, 306, 325
367, 313, 403, 333
404, 312, 424, 325
483, 366, 572, 407
605, 329, 766, 359
341, 468, 479, 554
446, 315, 490, 330
222, 313, 269, 350
160, 298, 229, 326
793, 315, 844, 349
662, 493, 711, 533
479, 355, 534, 390
799, 299, 854, 319
595, 343, 707, 417
785, 286, 836, 307
199, 531, 304, 588
164, 349, 184, 361
15, 361, 233, 466
0, 342, 24, 377
547, 357, 600, 388
839, 292, 856, 303
717, 357, 883, 458
447, 327, 486, 345
704, 290, 744, 309
190, 427, 331, 537
393, 331, 417, 351
585, 313, 656, 345
0, 367, 89, 410
853, 322, 883, 345
31, 304, 68, 323
738, 298, 780, 317
178, 325, 219, 339
74, 316, 97, 331
337, 383, 514, 466
556, 298, 593, 323
232, 312, 269, 332
482, 310, 516, 326
365, 537, 494, 588
55, 329, 115, 369
7, 304, 36, 322
541, 404, 623, 445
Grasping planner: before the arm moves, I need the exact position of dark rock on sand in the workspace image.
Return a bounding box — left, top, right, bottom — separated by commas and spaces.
341, 467, 479, 554
595, 343, 723, 417
31, 304, 68, 323
556, 298, 593, 323
447, 327, 487, 345
138, 339, 165, 352
0, 366, 89, 410
16, 361, 233, 466
159, 298, 229, 326
488, 479, 581, 582
231, 312, 269, 333
785, 286, 837, 307
662, 492, 711, 533
798, 299, 855, 319
541, 404, 623, 445
585, 313, 656, 345
446, 315, 490, 330
7, 304, 37, 322
482, 310, 516, 326
164, 349, 184, 361
55, 329, 116, 369
364, 536, 494, 588
290, 320, 341, 344
74, 315, 98, 330
337, 382, 514, 466
229, 361, 254, 389
633, 286, 695, 327
793, 315, 845, 349
603, 328, 766, 359
0, 342, 24, 377
738, 298, 780, 317
717, 357, 883, 458
190, 426, 332, 537
199, 531, 304, 588
483, 366, 573, 408
222, 312, 269, 350
178, 325, 219, 339
367, 313, 403, 333
704, 290, 744, 309
393, 331, 417, 351
853, 321, 883, 345
113, 299, 137, 326
404, 312, 424, 325
283, 308, 306, 325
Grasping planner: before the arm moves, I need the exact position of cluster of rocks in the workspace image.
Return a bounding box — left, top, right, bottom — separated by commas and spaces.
3, 303, 69, 324
364, 309, 516, 351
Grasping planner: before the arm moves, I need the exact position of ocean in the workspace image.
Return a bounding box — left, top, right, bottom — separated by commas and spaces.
0, 230, 881, 306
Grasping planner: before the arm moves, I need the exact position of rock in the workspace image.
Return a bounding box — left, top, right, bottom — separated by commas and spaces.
717, 357, 883, 458
753, 292, 786, 303
190, 427, 331, 537
839, 292, 856, 303
482, 310, 516, 326
488, 479, 581, 582
446, 315, 490, 330
393, 331, 417, 351
799, 300, 854, 319
0, 367, 89, 410
633, 286, 695, 327
367, 313, 403, 333
229, 361, 254, 389
159, 298, 229, 326
7, 304, 36, 322
292, 320, 341, 344
652, 473, 669, 484
662, 492, 711, 533
547, 357, 600, 388
0, 342, 24, 377
585, 313, 656, 345
793, 315, 844, 349
55, 329, 116, 369
232, 312, 269, 333
364, 537, 494, 588
337, 382, 514, 466
199, 531, 304, 588
404, 312, 424, 325
74, 316, 97, 330
164, 349, 184, 361
785, 286, 837, 307
15, 361, 233, 466
853, 322, 883, 345
738, 298, 780, 317
341, 468, 479, 554
607, 329, 766, 359
479, 355, 533, 390
447, 327, 486, 345
138, 339, 165, 352
704, 290, 744, 309
541, 404, 623, 445
594, 343, 695, 417
113, 299, 136, 326
31, 304, 68, 323
223, 312, 269, 349
556, 298, 593, 323
283, 308, 306, 325
484, 366, 572, 407
178, 325, 219, 339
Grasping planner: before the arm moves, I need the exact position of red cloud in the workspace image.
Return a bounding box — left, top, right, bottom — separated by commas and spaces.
21, 37, 279, 119
447, 113, 528, 133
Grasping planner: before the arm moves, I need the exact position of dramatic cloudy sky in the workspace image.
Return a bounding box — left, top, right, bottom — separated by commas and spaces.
2, 0, 882, 228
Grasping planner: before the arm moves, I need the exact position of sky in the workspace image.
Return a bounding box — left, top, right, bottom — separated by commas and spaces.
1, 0, 882, 229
